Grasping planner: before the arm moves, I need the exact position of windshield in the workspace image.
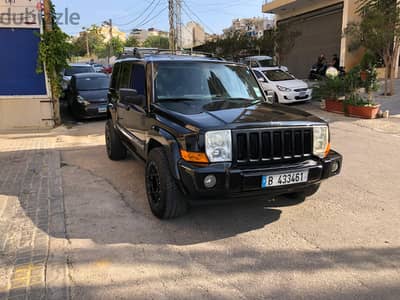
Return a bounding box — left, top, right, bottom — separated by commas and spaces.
76, 77, 109, 91
263, 69, 294, 81
258, 59, 275, 68
65, 66, 94, 76
154, 62, 264, 103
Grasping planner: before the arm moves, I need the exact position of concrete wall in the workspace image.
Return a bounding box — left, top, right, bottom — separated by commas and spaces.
0, 97, 54, 131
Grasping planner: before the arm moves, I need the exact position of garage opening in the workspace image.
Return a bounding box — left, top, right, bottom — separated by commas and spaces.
277, 3, 344, 79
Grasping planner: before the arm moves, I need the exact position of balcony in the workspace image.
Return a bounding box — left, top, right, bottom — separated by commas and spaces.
262, 0, 341, 14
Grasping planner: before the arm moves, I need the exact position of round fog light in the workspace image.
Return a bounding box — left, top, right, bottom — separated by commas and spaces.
204, 175, 217, 189
331, 161, 339, 173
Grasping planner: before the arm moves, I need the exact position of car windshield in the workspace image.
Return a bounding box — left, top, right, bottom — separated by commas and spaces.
76, 77, 109, 91
65, 66, 94, 76
258, 59, 275, 67
263, 69, 294, 81
154, 62, 264, 103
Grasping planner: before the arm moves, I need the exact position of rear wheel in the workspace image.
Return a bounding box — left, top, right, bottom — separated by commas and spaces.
105, 119, 127, 161
146, 148, 187, 219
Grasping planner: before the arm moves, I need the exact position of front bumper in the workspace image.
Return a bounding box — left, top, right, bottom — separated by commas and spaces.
72, 102, 108, 119
278, 89, 312, 103
178, 150, 342, 202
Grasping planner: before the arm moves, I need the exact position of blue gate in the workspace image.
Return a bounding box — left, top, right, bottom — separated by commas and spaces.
0, 28, 47, 96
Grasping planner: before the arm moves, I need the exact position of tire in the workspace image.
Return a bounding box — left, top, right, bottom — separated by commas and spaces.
286, 183, 321, 199
273, 93, 279, 104
105, 119, 127, 161
146, 148, 188, 219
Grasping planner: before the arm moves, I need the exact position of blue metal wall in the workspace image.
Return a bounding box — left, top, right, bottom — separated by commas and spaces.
0, 28, 47, 96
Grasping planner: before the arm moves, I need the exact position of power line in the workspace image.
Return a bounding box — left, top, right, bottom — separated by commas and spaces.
135, 5, 168, 28
134, 0, 163, 28
114, 0, 157, 27
181, 1, 216, 34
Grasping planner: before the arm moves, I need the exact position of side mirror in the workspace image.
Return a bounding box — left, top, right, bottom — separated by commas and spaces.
258, 77, 266, 83
119, 88, 145, 106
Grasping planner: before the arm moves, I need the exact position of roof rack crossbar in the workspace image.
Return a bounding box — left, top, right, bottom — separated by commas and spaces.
119, 47, 224, 61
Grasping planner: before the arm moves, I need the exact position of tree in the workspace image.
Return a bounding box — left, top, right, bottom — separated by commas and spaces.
125, 35, 140, 47
143, 36, 169, 49
346, 0, 400, 95
71, 26, 105, 58
38, 0, 71, 125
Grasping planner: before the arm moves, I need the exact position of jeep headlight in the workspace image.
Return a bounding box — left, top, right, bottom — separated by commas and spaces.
313, 126, 330, 158
205, 130, 232, 162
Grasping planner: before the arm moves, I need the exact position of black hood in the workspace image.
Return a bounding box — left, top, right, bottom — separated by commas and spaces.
154, 100, 325, 131
79, 89, 108, 103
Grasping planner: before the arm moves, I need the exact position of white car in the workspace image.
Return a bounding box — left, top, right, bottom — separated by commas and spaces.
243, 56, 288, 72
62, 63, 95, 90
252, 67, 312, 104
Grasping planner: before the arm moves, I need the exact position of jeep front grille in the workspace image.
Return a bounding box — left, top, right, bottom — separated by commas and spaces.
233, 128, 313, 164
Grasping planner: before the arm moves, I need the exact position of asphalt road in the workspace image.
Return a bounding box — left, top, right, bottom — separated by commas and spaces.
58, 106, 400, 299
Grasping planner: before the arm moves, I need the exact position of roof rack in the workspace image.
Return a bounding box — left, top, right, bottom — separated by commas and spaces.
119, 47, 224, 61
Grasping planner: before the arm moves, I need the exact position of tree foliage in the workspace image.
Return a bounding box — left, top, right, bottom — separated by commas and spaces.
194, 26, 300, 62
37, 1, 71, 99
125, 35, 140, 47
70, 26, 106, 57
142, 36, 169, 49
346, 0, 400, 95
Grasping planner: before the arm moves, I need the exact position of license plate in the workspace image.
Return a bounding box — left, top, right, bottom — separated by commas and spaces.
262, 170, 309, 188
98, 106, 107, 113
299, 92, 306, 97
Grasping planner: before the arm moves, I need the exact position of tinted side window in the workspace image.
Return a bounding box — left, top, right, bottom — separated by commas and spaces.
131, 64, 146, 96
119, 63, 133, 89
110, 63, 121, 90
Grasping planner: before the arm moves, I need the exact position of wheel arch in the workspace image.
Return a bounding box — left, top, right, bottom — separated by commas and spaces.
146, 128, 182, 181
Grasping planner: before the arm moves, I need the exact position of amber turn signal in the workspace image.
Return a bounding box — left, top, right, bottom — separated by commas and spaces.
180, 150, 209, 163
324, 142, 331, 158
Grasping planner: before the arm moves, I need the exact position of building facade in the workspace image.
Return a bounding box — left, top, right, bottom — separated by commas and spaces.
98, 25, 127, 43
223, 17, 273, 38
0, 0, 52, 130
130, 28, 169, 45
182, 21, 206, 49
262, 0, 366, 78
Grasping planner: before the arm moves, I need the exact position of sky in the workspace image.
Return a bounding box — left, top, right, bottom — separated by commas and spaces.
52, 0, 267, 36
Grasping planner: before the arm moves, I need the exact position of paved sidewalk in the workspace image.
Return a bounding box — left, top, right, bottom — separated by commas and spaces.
0, 135, 68, 300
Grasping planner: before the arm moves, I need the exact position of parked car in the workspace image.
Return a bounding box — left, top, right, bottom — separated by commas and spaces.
62, 63, 96, 90
243, 56, 288, 72
105, 50, 342, 219
66, 73, 109, 119
102, 65, 113, 74
253, 67, 312, 104
93, 63, 105, 73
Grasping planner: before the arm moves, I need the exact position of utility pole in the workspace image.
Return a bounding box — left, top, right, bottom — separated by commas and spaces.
82, 27, 90, 57
175, 0, 182, 50
43, 0, 61, 126
168, 0, 175, 51
103, 19, 113, 64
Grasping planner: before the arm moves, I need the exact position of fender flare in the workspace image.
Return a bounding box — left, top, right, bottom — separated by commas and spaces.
147, 127, 182, 181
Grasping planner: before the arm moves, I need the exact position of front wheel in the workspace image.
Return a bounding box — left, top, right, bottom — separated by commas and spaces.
105, 119, 127, 161
146, 148, 188, 219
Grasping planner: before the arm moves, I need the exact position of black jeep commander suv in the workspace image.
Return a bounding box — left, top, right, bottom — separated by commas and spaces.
105, 49, 342, 219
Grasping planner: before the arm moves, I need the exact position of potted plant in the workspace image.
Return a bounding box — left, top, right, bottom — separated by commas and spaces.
314, 76, 345, 113
344, 63, 380, 119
